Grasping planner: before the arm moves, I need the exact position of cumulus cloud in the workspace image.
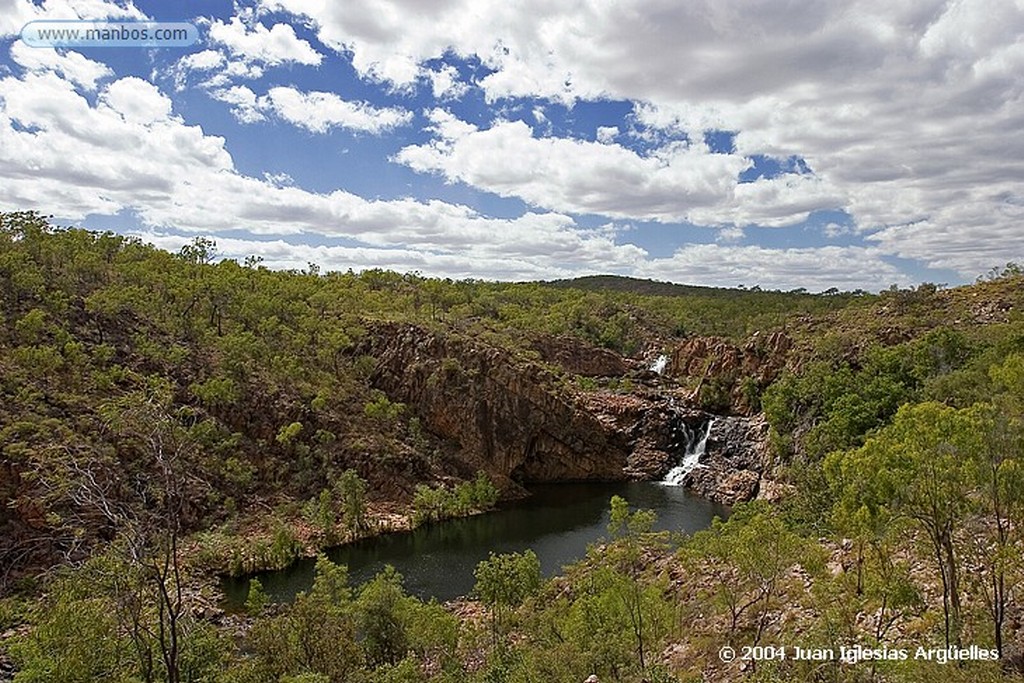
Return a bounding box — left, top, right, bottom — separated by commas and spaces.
823, 222, 853, 239
101, 76, 172, 124
9, 39, 111, 90
260, 0, 1024, 277
596, 126, 618, 144
640, 244, 913, 292
716, 226, 744, 243
208, 17, 322, 67
208, 83, 412, 133
131, 231, 601, 281
396, 110, 836, 226
5, 0, 1023, 285
0, 64, 644, 278
0, 0, 145, 37
208, 84, 266, 123
177, 49, 224, 72
259, 86, 413, 134
422, 63, 468, 99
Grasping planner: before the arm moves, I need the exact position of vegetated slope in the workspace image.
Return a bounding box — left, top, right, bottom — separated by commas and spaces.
3, 210, 1024, 682
548, 273, 855, 298
538, 274, 872, 344
0, 211, 867, 587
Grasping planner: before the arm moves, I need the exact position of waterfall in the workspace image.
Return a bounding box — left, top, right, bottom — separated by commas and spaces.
650, 354, 668, 374
661, 418, 713, 486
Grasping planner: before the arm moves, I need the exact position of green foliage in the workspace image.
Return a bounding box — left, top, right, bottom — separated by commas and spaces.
364, 393, 405, 422
234, 558, 461, 682
276, 421, 304, 445
824, 399, 1024, 651
10, 570, 132, 682
10, 553, 228, 683
602, 496, 668, 673
244, 556, 361, 682
356, 566, 412, 667
474, 550, 542, 643
303, 488, 338, 545
412, 472, 499, 525
763, 328, 979, 463
336, 469, 369, 538
682, 502, 818, 641
8, 211, 1024, 681
246, 578, 270, 616
190, 375, 239, 407
267, 523, 303, 570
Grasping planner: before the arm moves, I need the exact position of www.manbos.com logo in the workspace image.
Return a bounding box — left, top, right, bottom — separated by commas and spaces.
21, 20, 198, 48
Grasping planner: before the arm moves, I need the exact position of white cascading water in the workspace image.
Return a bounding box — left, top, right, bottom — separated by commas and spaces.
661, 419, 713, 486
650, 354, 668, 374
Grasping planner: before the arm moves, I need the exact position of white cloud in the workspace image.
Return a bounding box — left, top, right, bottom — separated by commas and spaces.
101, 76, 172, 124
396, 110, 838, 226
0, 65, 644, 279
209, 84, 266, 123
596, 126, 618, 144
640, 244, 913, 292
823, 222, 852, 239
262, 171, 293, 187
171, 47, 265, 92
716, 226, 744, 243
422, 63, 468, 99
132, 231, 605, 280
259, 0, 1024, 277
0, 0, 145, 37
9, 40, 111, 90
205, 82, 412, 132
208, 17, 322, 67
177, 49, 224, 72
258, 86, 413, 134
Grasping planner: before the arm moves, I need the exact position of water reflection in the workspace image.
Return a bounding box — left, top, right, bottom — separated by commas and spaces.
221, 481, 728, 607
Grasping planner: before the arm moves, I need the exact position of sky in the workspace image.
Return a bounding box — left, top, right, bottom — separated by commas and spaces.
1, 0, 1022, 292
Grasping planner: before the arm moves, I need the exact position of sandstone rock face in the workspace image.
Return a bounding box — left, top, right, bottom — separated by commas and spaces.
670, 331, 792, 379
529, 334, 630, 377
684, 415, 771, 505
669, 337, 743, 378
580, 390, 773, 504
579, 389, 703, 480
362, 323, 773, 505
361, 323, 630, 485
668, 331, 792, 414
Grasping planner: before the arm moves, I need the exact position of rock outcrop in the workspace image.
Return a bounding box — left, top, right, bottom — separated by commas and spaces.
360, 323, 630, 486
685, 415, 771, 505
529, 335, 630, 377
361, 323, 774, 505
580, 390, 703, 480
669, 331, 792, 414
580, 390, 772, 504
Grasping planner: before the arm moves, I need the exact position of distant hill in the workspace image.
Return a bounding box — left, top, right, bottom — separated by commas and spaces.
542, 274, 811, 298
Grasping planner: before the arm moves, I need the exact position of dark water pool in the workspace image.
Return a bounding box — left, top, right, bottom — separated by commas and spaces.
221, 480, 728, 607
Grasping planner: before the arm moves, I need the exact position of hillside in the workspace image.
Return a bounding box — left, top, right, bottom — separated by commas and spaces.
0, 210, 863, 586
1, 211, 1023, 683
547, 273, 863, 298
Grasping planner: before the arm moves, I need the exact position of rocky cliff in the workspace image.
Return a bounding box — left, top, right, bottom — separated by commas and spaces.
359, 323, 779, 505
528, 334, 630, 377
360, 323, 631, 487
580, 390, 772, 504
684, 415, 771, 505
669, 331, 792, 414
